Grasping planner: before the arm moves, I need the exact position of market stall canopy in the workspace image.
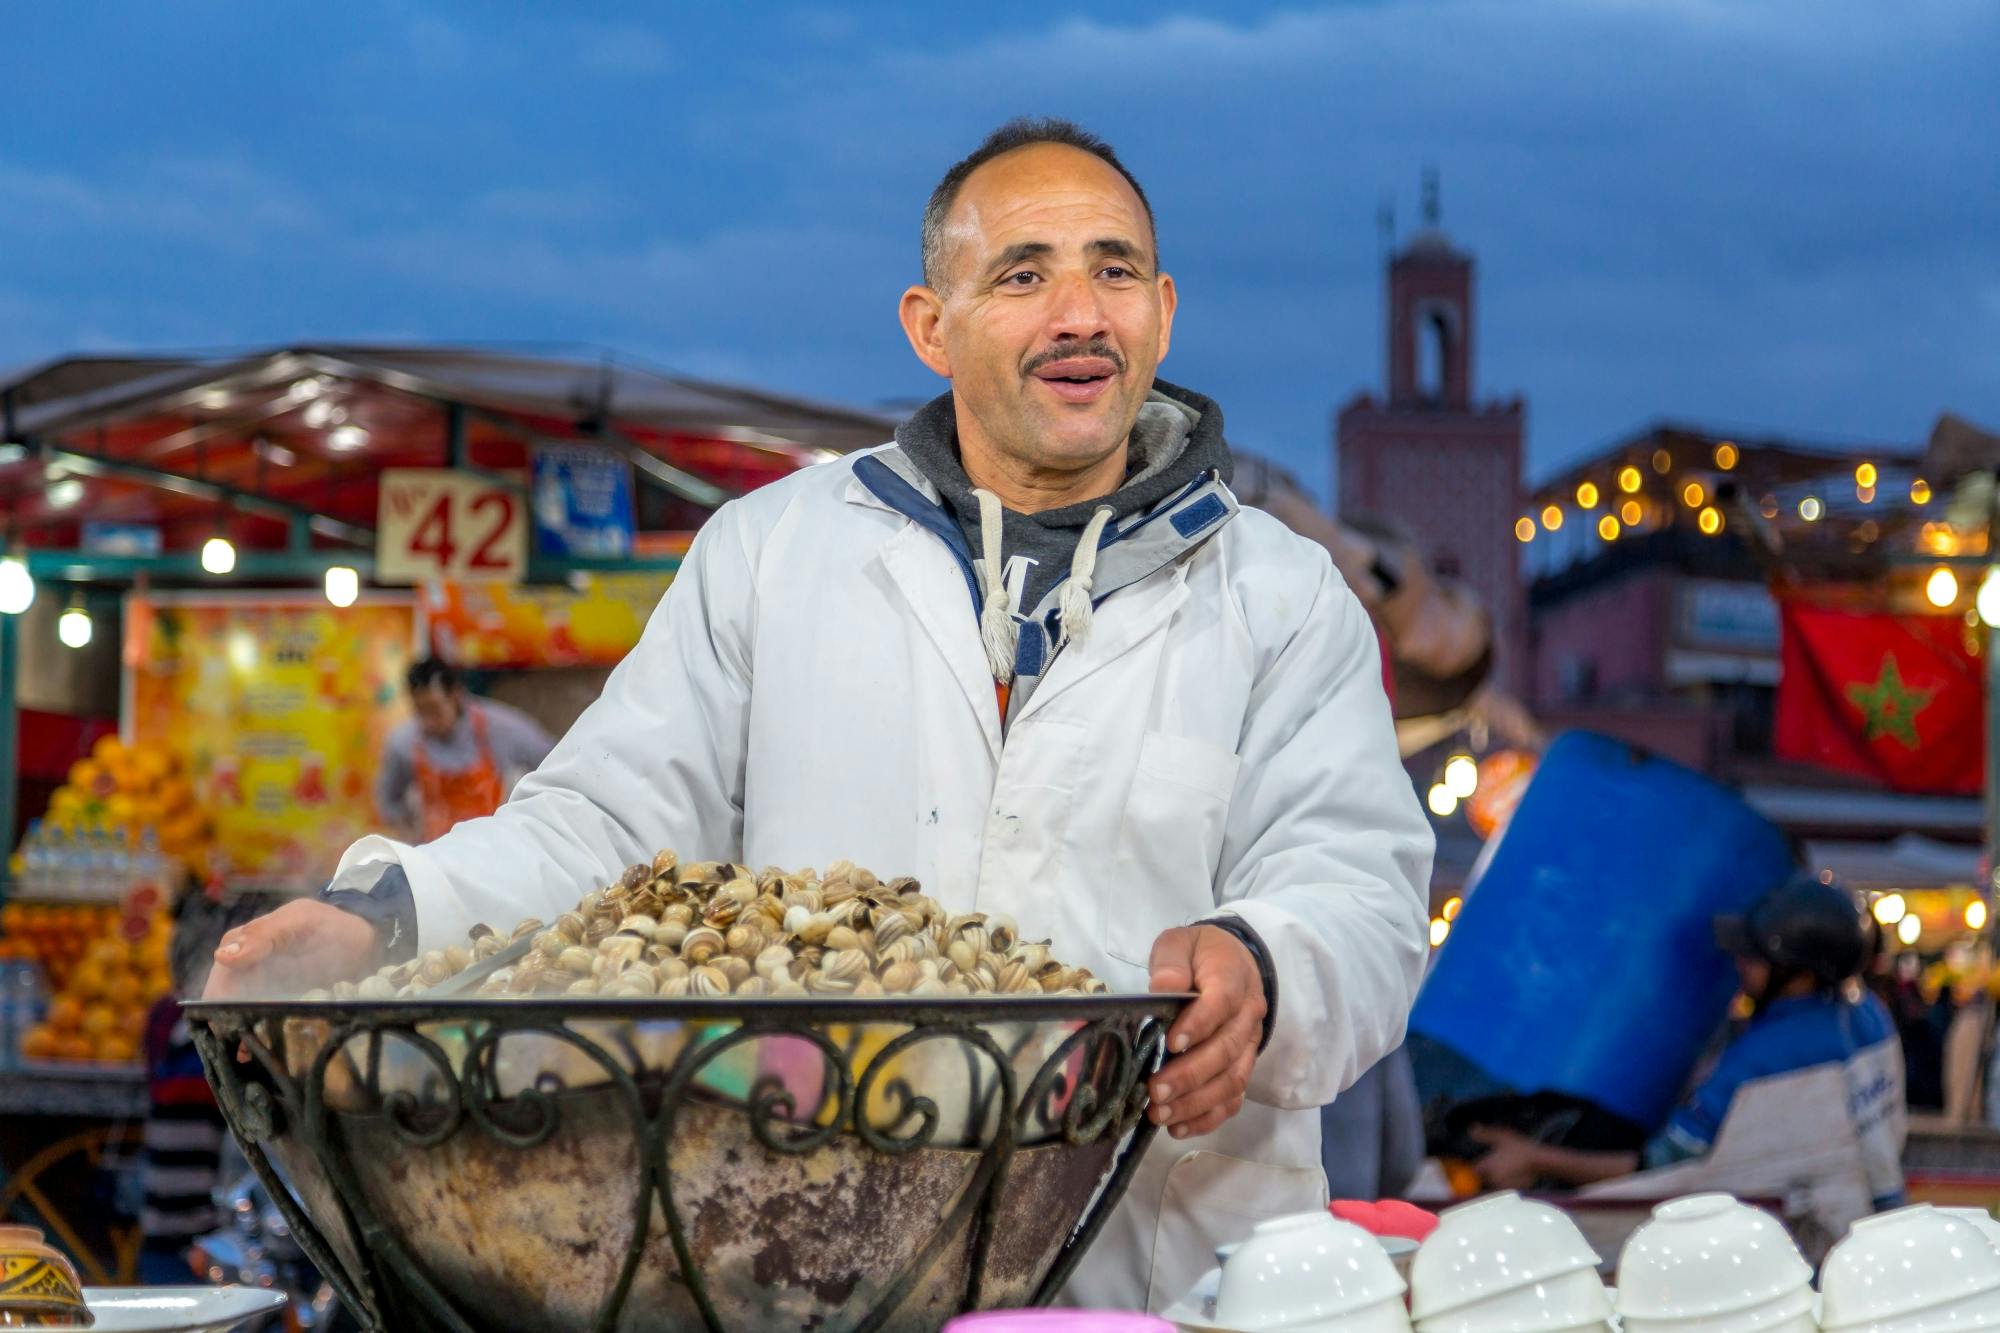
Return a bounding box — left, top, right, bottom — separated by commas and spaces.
1801, 833, 1982, 891
0, 345, 898, 562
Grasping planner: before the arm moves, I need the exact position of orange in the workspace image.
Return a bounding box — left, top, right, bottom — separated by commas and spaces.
53, 1033, 92, 1062
68, 962, 107, 1000
91, 734, 125, 766
46, 995, 82, 1032
92, 1034, 138, 1064
105, 973, 143, 1009
79, 1005, 115, 1038
20, 1027, 57, 1061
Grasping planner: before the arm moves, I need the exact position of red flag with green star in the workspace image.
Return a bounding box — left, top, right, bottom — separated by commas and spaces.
1776, 598, 1985, 794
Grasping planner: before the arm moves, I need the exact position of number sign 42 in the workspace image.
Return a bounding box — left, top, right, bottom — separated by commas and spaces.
377, 471, 526, 584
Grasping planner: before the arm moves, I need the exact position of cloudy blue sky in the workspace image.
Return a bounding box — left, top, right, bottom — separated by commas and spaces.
5, 1, 1994, 501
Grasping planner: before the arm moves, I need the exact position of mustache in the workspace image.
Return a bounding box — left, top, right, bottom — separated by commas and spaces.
1021, 339, 1126, 377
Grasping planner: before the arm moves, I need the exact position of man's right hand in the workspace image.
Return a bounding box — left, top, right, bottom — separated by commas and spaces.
204, 900, 380, 999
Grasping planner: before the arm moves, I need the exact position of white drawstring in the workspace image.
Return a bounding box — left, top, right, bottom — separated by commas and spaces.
972, 488, 1017, 683
1057, 505, 1115, 650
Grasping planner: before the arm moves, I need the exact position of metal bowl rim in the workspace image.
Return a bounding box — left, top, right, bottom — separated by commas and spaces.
185, 992, 1194, 1022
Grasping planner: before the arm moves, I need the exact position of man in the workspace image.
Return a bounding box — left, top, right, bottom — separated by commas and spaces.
208, 119, 1432, 1310
375, 658, 555, 843
1472, 875, 1906, 1211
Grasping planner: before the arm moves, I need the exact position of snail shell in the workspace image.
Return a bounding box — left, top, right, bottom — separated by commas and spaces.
794, 912, 835, 946
824, 925, 863, 954
357, 975, 395, 1000
618, 914, 659, 936
655, 956, 691, 983
887, 875, 922, 897
714, 956, 753, 988
690, 965, 730, 997
607, 976, 655, 998
1080, 977, 1109, 995
557, 946, 597, 976
472, 934, 503, 962
878, 960, 923, 994
724, 922, 765, 958
534, 931, 567, 960
872, 911, 915, 950
651, 848, 679, 878
912, 976, 951, 998
554, 913, 588, 945
657, 974, 691, 997
996, 960, 1032, 994
734, 974, 771, 998
469, 922, 497, 942
416, 952, 455, 986
443, 944, 473, 973
652, 920, 689, 951
661, 902, 695, 928
881, 935, 932, 966
619, 863, 652, 894
566, 977, 601, 996
755, 943, 795, 979
681, 925, 725, 964
772, 979, 810, 998
946, 939, 980, 975
585, 917, 617, 947
853, 976, 886, 998
822, 948, 870, 984
988, 913, 1019, 952
804, 971, 855, 995
509, 917, 545, 942
331, 980, 360, 1000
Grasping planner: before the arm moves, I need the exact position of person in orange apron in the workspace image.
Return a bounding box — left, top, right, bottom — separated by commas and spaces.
376, 658, 555, 843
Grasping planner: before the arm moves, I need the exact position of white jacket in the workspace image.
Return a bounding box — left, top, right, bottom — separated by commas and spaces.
338, 445, 1434, 1312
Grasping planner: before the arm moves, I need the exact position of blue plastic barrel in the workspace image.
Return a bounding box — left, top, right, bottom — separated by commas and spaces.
1409, 730, 1796, 1130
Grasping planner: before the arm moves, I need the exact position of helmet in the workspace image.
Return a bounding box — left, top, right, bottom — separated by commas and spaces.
1713, 874, 1869, 988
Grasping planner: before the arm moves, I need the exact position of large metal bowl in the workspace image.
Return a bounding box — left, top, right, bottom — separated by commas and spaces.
187, 994, 1185, 1332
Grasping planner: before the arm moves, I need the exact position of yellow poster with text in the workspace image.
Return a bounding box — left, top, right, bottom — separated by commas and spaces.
124, 595, 417, 893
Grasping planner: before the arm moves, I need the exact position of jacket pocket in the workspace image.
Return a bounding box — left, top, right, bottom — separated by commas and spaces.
1147, 1149, 1329, 1313
1104, 731, 1243, 968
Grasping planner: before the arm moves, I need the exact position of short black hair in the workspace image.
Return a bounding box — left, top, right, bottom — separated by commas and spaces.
921, 117, 1157, 290
407, 656, 461, 694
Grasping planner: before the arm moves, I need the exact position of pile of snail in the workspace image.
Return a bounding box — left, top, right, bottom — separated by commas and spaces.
307, 850, 1110, 1001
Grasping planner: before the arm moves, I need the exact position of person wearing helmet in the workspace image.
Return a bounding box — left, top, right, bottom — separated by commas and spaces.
1472, 874, 1906, 1209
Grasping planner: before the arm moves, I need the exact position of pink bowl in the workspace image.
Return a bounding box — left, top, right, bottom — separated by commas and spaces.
942, 1312, 1175, 1332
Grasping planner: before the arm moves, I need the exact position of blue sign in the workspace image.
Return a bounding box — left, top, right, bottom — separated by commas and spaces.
532, 445, 635, 558
81, 522, 162, 556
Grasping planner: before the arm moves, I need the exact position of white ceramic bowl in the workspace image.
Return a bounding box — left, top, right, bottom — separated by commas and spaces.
1615, 1195, 1812, 1321
1414, 1268, 1614, 1333
1622, 1284, 1816, 1333
1411, 1193, 1603, 1322
1215, 1211, 1410, 1332
1821, 1205, 2000, 1333
1947, 1210, 2000, 1258
1820, 1207, 2000, 1331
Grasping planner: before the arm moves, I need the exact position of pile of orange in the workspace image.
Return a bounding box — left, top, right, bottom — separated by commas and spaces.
0, 902, 118, 990
44, 735, 212, 876
16, 911, 172, 1066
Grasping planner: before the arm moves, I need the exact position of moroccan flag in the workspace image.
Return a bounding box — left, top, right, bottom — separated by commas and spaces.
1776, 598, 1985, 795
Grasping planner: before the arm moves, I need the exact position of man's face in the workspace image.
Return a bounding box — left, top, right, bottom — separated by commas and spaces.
1735, 954, 1772, 998
412, 684, 463, 741
901, 143, 1177, 480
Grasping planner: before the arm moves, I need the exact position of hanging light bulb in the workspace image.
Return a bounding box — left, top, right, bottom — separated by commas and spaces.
201, 536, 237, 575
1979, 568, 2000, 629
1926, 566, 1960, 609
57, 601, 92, 649
1872, 892, 1907, 926
1426, 783, 1458, 818
1428, 918, 1451, 948
1576, 482, 1600, 509
0, 556, 35, 615
1617, 465, 1643, 494
1514, 517, 1535, 543
1897, 913, 1922, 946
324, 565, 360, 608
1443, 753, 1479, 799
1967, 900, 1989, 932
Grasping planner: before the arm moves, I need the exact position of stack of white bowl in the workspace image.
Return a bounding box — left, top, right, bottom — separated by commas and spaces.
1409, 1192, 1614, 1333
1617, 1195, 1815, 1333
1208, 1210, 1414, 1333
1819, 1204, 2000, 1333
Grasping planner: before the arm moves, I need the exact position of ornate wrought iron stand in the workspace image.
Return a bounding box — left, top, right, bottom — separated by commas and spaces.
189, 995, 1182, 1333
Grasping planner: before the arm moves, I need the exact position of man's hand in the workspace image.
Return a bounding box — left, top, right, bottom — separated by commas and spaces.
204, 900, 381, 999
1146, 924, 1267, 1140
1468, 1125, 1545, 1190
